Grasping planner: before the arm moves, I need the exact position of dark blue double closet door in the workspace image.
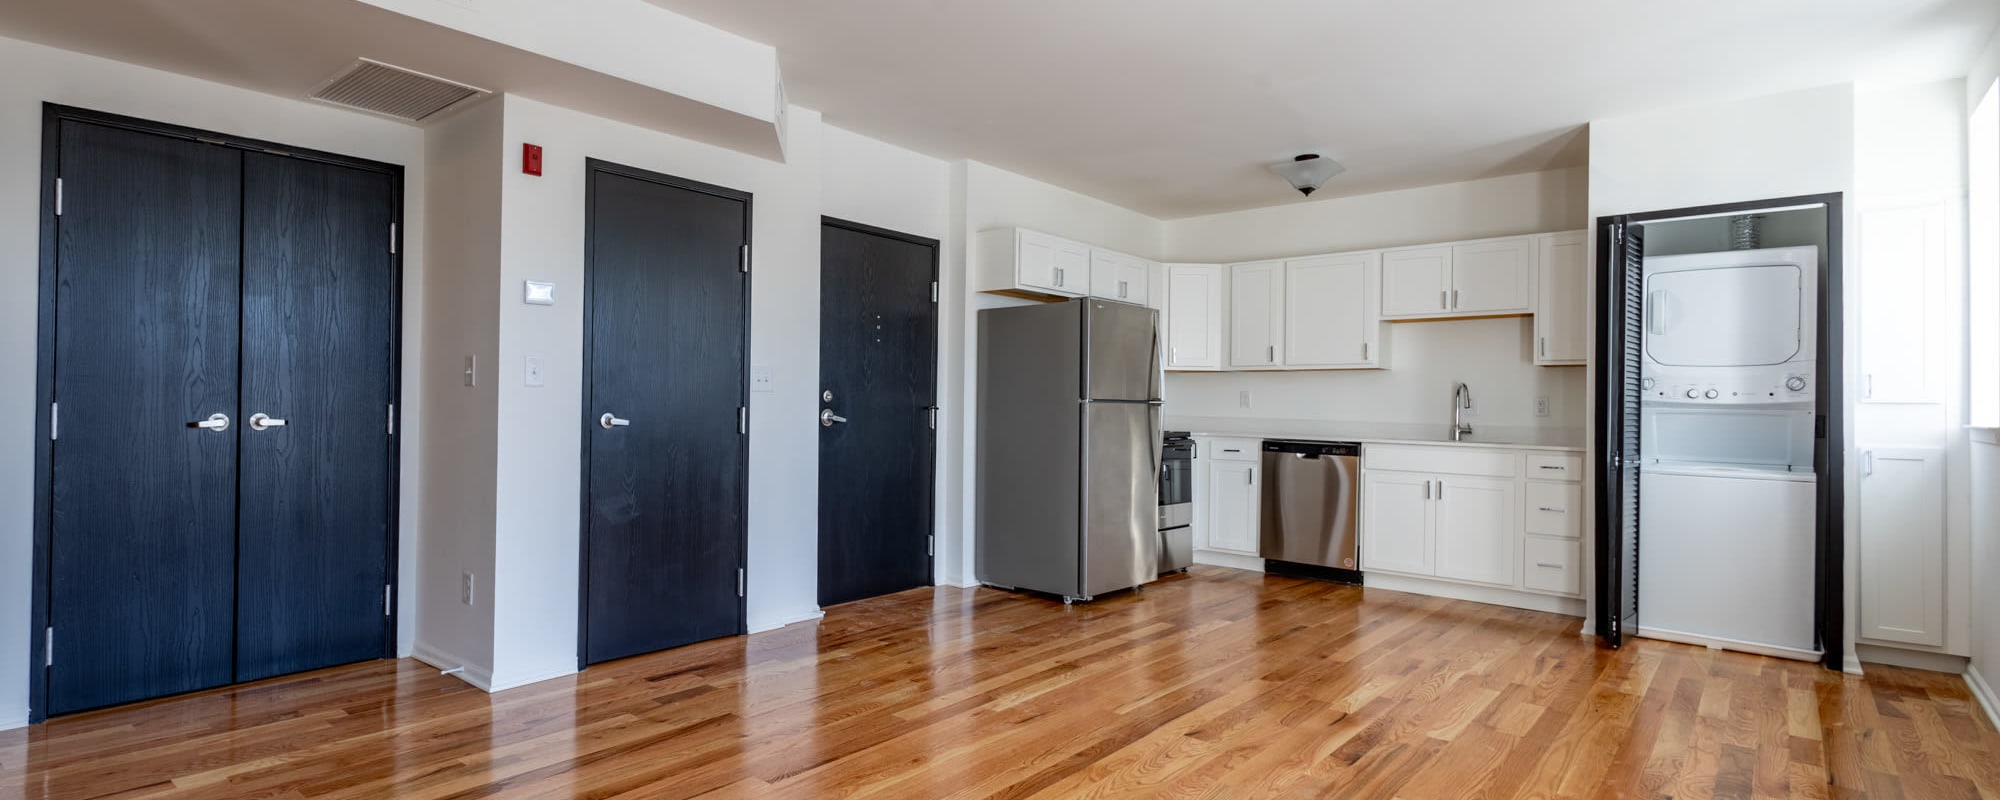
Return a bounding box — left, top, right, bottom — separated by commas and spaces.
43, 115, 398, 716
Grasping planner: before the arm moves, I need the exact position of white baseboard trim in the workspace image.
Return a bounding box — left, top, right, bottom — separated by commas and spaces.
1855, 643, 1970, 674
943, 578, 981, 589
1967, 665, 2000, 732
1365, 572, 1586, 617
0, 714, 27, 732
748, 608, 824, 635
486, 664, 579, 693
1635, 626, 1822, 663
1192, 549, 1264, 572
411, 642, 495, 692
1844, 654, 1866, 676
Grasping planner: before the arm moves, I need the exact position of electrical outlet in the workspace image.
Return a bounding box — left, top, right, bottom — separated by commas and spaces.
524, 356, 545, 387
1535, 396, 1550, 418
1239, 390, 1252, 409
461, 572, 475, 606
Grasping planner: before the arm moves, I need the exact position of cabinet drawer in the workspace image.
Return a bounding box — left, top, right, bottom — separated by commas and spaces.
1523, 537, 1581, 595
1364, 445, 1516, 478
1525, 453, 1582, 481
1204, 438, 1261, 461
1524, 482, 1581, 539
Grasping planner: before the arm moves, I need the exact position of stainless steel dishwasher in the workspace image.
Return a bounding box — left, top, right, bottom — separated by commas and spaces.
1259, 440, 1362, 583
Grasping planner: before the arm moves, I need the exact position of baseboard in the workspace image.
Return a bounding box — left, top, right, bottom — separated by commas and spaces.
1967, 665, 2000, 733
1855, 643, 1970, 674
1364, 572, 1586, 617
0, 713, 27, 732
486, 663, 578, 693
748, 607, 824, 635
1844, 654, 1866, 676
411, 642, 495, 692
1635, 626, 1822, 663
1192, 549, 1264, 572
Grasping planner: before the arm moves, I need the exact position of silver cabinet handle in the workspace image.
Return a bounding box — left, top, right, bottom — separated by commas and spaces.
599, 413, 630, 429
1119, 280, 1129, 298
821, 409, 848, 427
1362, 342, 1369, 360
1539, 465, 1566, 471
1538, 507, 1567, 513
1424, 480, 1431, 500
1535, 562, 1563, 569
1245, 470, 1253, 485
1436, 480, 1445, 500
248, 413, 287, 431
1439, 290, 1447, 309
1054, 268, 1065, 287
1452, 289, 1459, 309
191, 413, 229, 432
1266, 345, 1275, 363
1540, 337, 1547, 358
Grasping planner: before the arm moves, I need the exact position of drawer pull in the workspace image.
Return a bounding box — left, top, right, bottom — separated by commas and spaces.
1223, 448, 1241, 453
1537, 506, 1567, 513
1539, 465, 1567, 471
1534, 562, 1563, 569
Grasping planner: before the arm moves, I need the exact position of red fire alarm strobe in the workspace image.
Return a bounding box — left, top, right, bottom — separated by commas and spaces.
523, 143, 543, 176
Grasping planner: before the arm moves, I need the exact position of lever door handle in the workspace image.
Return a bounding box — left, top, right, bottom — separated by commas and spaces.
821, 409, 848, 427
248, 413, 287, 431
599, 413, 630, 429
191, 413, 230, 432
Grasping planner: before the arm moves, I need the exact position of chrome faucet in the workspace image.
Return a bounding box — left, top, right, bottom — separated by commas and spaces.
1452, 382, 1474, 441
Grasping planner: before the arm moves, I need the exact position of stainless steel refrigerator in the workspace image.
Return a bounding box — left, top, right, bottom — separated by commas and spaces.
976, 299, 1163, 603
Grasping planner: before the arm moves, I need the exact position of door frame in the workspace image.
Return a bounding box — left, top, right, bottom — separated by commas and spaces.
29, 104, 406, 723
1591, 191, 1846, 670
817, 216, 942, 602
577, 158, 753, 668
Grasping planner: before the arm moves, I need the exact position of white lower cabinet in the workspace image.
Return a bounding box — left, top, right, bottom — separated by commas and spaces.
1201, 439, 1262, 556
1523, 537, 1582, 595
1359, 444, 1583, 601
1432, 476, 1516, 586
1858, 448, 1947, 648
1360, 471, 1433, 574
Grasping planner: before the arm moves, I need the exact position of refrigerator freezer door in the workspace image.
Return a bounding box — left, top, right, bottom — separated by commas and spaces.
1082, 401, 1161, 597
1085, 301, 1162, 401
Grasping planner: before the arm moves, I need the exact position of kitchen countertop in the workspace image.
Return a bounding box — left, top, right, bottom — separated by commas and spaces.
1166, 416, 1586, 452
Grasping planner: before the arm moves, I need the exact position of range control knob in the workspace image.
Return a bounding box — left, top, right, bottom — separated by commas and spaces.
1705, 389, 1720, 399
1685, 388, 1700, 399
1786, 376, 1808, 392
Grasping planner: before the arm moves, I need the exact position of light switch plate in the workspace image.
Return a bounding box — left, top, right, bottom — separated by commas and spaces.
525, 356, 545, 387
1238, 390, 1252, 409
751, 365, 775, 393
523, 280, 555, 305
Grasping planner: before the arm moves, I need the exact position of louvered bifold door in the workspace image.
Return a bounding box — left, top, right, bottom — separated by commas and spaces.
1594, 219, 1645, 648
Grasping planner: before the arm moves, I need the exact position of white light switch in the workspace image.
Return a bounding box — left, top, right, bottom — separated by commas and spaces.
524, 356, 545, 387
751, 365, 775, 393
523, 280, 555, 305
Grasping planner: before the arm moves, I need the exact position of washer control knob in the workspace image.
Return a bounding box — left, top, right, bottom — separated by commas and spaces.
1705, 389, 1720, 399
1786, 376, 1808, 392
1641, 377, 1656, 390
1685, 388, 1700, 399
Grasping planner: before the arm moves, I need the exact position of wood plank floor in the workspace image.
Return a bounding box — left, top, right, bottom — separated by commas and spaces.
3, 567, 1997, 799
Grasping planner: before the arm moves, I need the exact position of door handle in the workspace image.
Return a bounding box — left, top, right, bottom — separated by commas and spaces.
190, 413, 229, 432
248, 413, 287, 431
821, 409, 848, 427
599, 413, 630, 430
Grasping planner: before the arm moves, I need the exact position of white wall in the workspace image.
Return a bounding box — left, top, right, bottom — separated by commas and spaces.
0, 34, 429, 727
1587, 82, 1859, 662
1160, 167, 1589, 433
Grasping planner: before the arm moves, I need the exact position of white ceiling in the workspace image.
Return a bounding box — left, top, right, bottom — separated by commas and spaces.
649, 0, 2000, 218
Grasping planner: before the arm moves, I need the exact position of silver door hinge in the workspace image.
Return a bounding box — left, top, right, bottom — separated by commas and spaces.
737, 568, 746, 597
928, 407, 937, 430
50, 402, 58, 441
389, 223, 397, 255
54, 178, 63, 216
931, 281, 939, 303
45, 627, 52, 667
384, 585, 393, 616
927, 535, 934, 557
387, 404, 396, 435
740, 245, 750, 274
738, 407, 747, 434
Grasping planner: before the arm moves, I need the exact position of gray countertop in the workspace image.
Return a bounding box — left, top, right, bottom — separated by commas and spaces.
1166, 416, 1586, 452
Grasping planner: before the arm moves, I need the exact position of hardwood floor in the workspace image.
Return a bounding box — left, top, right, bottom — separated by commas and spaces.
3, 567, 1997, 799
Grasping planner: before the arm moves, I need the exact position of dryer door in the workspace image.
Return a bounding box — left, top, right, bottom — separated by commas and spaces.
1644, 264, 1804, 368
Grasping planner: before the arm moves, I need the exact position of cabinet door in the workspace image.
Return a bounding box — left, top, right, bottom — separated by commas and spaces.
1120, 260, 1153, 306
1228, 260, 1284, 368
1859, 202, 1950, 403
1090, 251, 1123, 301
1381, 247, 1450, 317
1165, 265, 1223, 369
1208, 461, 1260, 554
1859, 448, 1945, 646
1285, 253, 1377, 368
1015, 230, 1060, 292
1051, 238, 1091, 295
1535, 232, 1589, 365
1433, 475, 1517, 586
1450, 238, 1532, 314
1361, 471, 1432, 574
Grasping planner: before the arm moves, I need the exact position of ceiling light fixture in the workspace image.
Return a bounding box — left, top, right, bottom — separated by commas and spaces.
1269, 153, 1345, 197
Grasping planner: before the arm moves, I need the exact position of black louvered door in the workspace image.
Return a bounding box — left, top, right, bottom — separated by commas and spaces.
1593, 219, 1644, 648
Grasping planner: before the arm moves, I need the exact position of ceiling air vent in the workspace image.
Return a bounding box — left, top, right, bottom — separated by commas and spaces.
310, 59, 488, 122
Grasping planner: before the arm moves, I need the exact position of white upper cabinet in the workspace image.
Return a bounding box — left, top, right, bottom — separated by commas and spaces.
1090, 249, 1153, 306
1534, 231, 1589, 365
1381, 236, 1534, 320
978, 228, 1090, 297
1228, 260, 1285, 369
1382, 246, 1451, 317
1284, 253, 1380, 368
1164, 264, 1225, 370
1859, 201, 1952, 403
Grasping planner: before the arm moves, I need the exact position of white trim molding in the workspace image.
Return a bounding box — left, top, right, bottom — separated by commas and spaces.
1969, 665, 2000, 733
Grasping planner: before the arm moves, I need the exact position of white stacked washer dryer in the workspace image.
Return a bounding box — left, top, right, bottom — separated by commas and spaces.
1636, 245, 1822, 661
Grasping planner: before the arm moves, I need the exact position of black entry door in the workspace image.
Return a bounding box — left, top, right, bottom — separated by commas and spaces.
48, 121, 243, 714
582, 161, 749, 665
816, 219, 938, 607
234, 153, 397, 682
1593, 219, 1644, 648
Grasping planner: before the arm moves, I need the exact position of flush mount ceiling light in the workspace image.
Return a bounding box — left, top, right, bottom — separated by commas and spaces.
1269, 153, 1346, 197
